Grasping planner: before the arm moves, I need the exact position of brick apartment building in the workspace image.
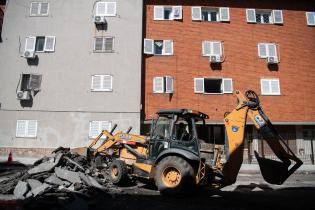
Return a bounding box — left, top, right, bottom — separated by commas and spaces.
142, 0, 315, 163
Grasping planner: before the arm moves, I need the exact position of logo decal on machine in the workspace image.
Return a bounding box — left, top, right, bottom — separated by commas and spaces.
232, 126, 239, 133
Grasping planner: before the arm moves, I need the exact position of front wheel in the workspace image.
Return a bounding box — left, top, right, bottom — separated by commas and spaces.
154, 156, 195, 194
109, 159, 129, 185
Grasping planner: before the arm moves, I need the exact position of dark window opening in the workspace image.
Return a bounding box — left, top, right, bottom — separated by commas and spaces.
21, 74, 31, 91
164, 8, 172, 20
20, 74, 42, 91
202, 9, 218, 22
154, 40, 163, 55
35, 36, 45, 52
204, 78, 222, 94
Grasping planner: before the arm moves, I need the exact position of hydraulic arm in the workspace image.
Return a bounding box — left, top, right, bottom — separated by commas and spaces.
222, 90, 302, 185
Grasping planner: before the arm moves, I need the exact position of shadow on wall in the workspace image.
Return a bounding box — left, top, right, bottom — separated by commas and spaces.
210, 63, 222, 70
20, 96, 33, 107
268, 64, 279, 71
27, 56, 39, 66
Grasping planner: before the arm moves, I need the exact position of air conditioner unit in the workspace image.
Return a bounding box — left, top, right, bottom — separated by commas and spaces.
209, 55, 221, 63
23, 50, 35, 59
94, 15, 106, 24
266, 56, 279, 64
16, 91, 31, 100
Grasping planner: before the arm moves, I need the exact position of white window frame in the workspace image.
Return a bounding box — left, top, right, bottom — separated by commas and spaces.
201, 8, 220, 22
202, 41, 223, 56
306, 12, 315, 26
260, 79, 281, 95
257, 43, 278, 59
16, 120, 38, 138
246, 9, 283, 25
144, 39, 173, 56
154, 6, 182, 20
89, 121, 112, 139
91, 75, 113, 92
93, 36, 114, 53
95, 2, 116, 17
30, 2, 49, 16
194, 78, 233, 94
43, 36, 56, 52
25, 36, 56, 53
255, 10, 273, 24
153, 76, 174, 94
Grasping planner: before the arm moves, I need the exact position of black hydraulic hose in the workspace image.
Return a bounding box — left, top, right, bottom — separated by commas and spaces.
124, 144, 146, 159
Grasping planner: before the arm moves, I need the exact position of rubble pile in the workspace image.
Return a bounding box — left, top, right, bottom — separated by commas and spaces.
0, 147, 109, 199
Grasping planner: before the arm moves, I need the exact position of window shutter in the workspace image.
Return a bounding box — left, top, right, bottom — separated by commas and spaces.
102, 75, 112, 91
211, 42, 222, 56
29, 74, 42, 91
273, 10, 283, 24
44, 36, 55, 52
165, 76, 174, 93
16, 120, 27, 137
100, 121, 111, 132
267, 44, 277, 57
246, 9, 256, 23
25, 37, 36, 52
154, 6, 164, 20
194, 78, 204, 93
105, 2, 116, 16
270, 80, 280, 94
104, 37, 114, 52
222, 78, 233, 94
96, 2, 106, 16
40, 3, 49, 15
258, 43, 267, 58
172, 6, 182, 20
144, 39, 154, 54
192, 7, 202, 21
163, 40, 173, 55
89, 121, 100, 138
306, 12, 315, 26
94, 37, 104, 51
219, 7, 230, 22
27, 120, 37, 137
92, 75, 102, 90
30, 2, 39, 16
153, 77, 164, 93
202, 41, 211, 56
261, 80, 271, 94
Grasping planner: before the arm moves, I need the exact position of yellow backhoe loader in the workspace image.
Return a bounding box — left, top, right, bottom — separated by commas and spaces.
86, 90, 302, 194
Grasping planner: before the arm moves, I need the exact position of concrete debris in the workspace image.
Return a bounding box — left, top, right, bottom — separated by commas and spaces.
13, 181, 28, 199
0, 147, 109, 200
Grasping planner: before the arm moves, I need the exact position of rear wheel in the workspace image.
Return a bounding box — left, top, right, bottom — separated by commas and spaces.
155, 156, 195, 194
109, 159, 129, 185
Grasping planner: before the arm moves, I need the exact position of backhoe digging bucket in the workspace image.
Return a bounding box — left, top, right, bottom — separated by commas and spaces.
255, 124, 303, 185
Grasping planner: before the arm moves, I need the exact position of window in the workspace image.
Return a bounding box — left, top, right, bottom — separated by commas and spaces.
93, 37, 114, 52
260, 79, 280, 95
16, 120, 38, 138
192, 7, 230, 22
89, 121, 112, 138
25, 36, 56, 52
95, 2, 116, 16
91, 75, 113, 92
19, 74, 42, 91
306, 12, 315, 26
154, 6, 182, 20
246, 9, 283, 24
202, 41, 222, 56
153, 76, 174, 93
144, 39, 173, 55
30, 2, 49, 16
194, 78, 233, 94
258, 43, 278, 59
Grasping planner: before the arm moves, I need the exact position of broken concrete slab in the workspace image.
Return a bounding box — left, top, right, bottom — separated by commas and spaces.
26, 179, 42, 190
32, 183, 51, 197
54, 153, 63, 165
28, 162, 56, 175
78, 172, 106, 191
55, 167, 81, 184
13, 181, 28, 199
25, 191, 33, 198
45, 174, 64, 186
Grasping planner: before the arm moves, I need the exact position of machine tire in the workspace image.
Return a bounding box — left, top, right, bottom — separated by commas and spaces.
109, 160, 129, 185
155, 156, 195, 194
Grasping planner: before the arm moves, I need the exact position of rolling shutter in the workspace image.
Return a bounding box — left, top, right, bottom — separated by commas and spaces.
104, 37, 114, 52
40, 3, 49, 15
27, 120, 38, 137
163, 40, 173, 55
102, 75, 112, 91
246, 9, 256, 23
154, 6, 164, 20
273, 10, 283, 24
94, 37, 104, 51
192, 7, 202, 21
89, 121, 101, 138
44, 36, 55, 52
219, 7, 230, 22
91, 75, 102, 90
144, 39, 154, 54
30, 2, 39, 16
194, 78, 204, 93
153, 77, 164, 93
16, 120, 27, 137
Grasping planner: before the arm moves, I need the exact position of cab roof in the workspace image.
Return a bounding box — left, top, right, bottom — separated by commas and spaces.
157, 109, 209, 120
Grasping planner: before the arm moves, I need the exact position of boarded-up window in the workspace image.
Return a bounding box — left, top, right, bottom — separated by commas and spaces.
89, 121, 112, 138
16, 120, 38, 138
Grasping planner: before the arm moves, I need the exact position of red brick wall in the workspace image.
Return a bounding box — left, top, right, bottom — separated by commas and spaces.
143, 0, 315, 123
